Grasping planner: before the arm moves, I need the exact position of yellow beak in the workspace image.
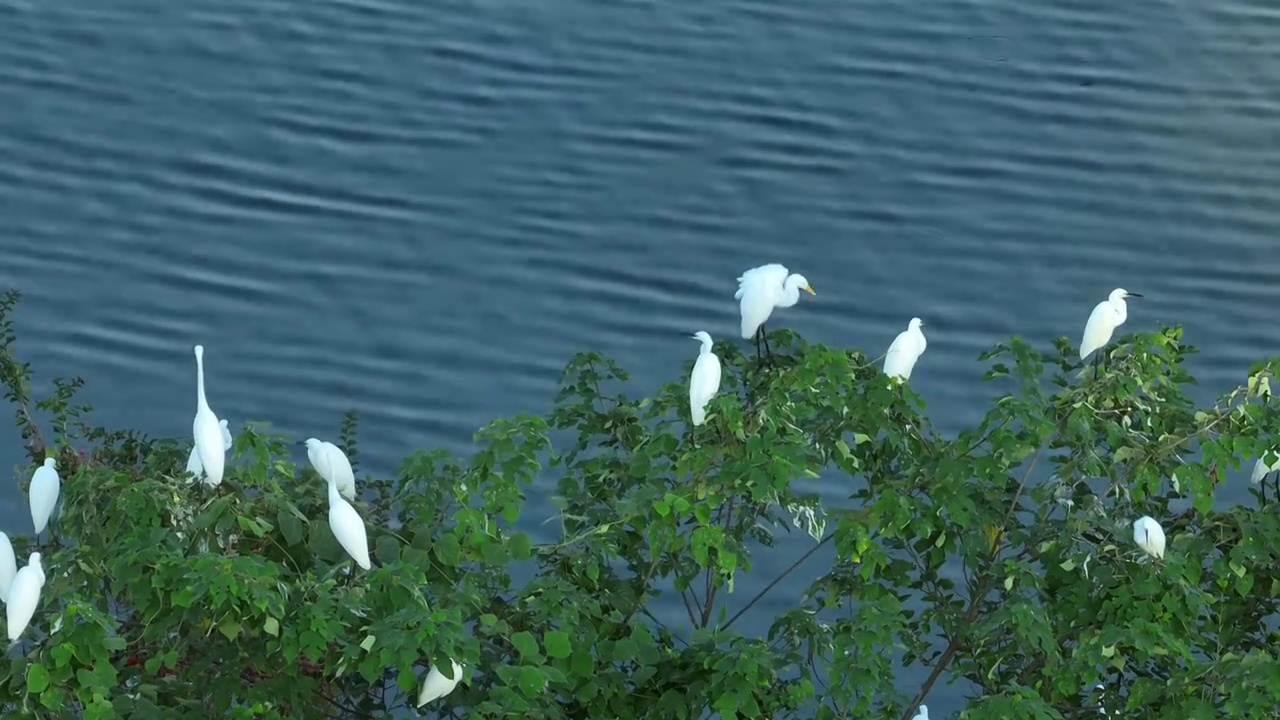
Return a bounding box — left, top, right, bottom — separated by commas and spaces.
804, 285, 817, 295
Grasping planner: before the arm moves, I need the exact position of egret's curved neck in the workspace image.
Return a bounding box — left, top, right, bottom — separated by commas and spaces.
778, 278, 802, 308
196, 354, 208, 409
1113, 298, 1128, 324
700, 338, 714, 355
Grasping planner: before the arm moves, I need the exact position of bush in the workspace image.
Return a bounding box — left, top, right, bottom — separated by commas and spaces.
1, 286, 1279, 719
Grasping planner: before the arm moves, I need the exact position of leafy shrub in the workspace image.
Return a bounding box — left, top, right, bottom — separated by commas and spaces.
1, 287, 1278, 719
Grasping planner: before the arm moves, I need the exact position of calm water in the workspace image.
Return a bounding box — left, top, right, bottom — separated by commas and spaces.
2, 0, 1280, 714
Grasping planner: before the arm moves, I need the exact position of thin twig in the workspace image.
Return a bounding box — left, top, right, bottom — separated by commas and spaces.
723, 532, 834, 631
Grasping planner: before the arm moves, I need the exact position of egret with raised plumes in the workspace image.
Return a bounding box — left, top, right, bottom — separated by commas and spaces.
734, 264, 815, 362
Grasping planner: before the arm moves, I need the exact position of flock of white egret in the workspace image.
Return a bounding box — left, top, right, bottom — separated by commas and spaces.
0, 264, 1258, 715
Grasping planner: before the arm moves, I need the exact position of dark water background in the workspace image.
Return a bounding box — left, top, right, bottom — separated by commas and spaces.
2, 0, 1279, 714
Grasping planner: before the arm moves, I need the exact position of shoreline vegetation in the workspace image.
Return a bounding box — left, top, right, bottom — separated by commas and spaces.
1, 286, 1279, 719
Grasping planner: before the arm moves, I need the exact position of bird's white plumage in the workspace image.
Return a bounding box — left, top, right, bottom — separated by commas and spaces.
1080, 289, 1134, 361
911, 705, 929, 720
306, 438, 356, 501
29, 458, 60, 536
192, 345, 226, 487
186, 419, 232, 484
734, 264, 815, 339
1250, 450, 1280, 484
884, 318, 927, 381
1132, 516, 1166, 560
689, 332, 722, 427
327, 477, 371, 570
417, 660, 464, 707
7, 552, 45, 641
0, 532, 15, 604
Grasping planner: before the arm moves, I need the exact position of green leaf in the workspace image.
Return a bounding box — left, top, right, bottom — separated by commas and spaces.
27, 664, 49, 694
518, 665, 547, 697
511, 631, 540, 660
218, 620, 242, 641
509, 532, 532, 561
263, 617, 280, 637
545, 630, 572, 659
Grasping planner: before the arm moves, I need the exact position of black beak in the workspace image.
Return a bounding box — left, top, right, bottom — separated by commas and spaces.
1128, 293, 1143, 298
294, 441, 306, 447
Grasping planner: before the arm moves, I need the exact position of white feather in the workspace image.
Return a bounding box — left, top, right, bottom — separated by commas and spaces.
327, 478, 371, 570
884, 318, 927, 381
1080, 289, 1135, 361
29, 458, 60, 535
7, 552, 45, 641
689, 332, 722, 426
0, 532, 15, 604
192, 345, 226, 487
187, 419, 232, 484
1250, 451, 1280, 484
734, 264, 815, 339
1132, 516, 1166, 560
306, 439, 356, 501
417, 660, 464, 707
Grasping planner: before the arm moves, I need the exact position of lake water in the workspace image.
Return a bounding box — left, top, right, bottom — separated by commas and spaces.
2, 0, 1279, 714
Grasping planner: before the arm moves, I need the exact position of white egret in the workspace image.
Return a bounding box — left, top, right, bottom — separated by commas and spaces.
306, 438, 356, 501
327, 475, 371, 571
1080, 288, 1142, 364
688, 331, 722, 427
1132, 516, 1166, 560
29, 458, 60, 537
884, 317, 927, 381
192, 345, 226, 487
7, 552, 45, 642
418, 660, 465, 707
911, 705, 929, 720
0, 532, 15, 604
186, 419, 232, 485
1250, 451, 1280, 484
735, 264, 815, 362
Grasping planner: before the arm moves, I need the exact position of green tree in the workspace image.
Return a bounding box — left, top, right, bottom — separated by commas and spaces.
0, 286, 1278, 719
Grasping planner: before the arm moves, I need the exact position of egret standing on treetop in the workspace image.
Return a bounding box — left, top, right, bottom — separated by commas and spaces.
1080, 288, 1142, 368
7, 552, 45, 642
326, 474, 371, 571
1132, 516, 1166, 560
735, 264, 815, 363
688, 331, 721, 427
192, 345, 226, 487
186, 419, 232, 485
306, 438, 356, 501
29, 458, 59, 538
0, 532, 15, 604
884, 317, 927, 382
417, 659, 465, 707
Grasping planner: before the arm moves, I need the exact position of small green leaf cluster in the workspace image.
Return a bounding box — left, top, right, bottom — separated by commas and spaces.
0, 289, 1278, 719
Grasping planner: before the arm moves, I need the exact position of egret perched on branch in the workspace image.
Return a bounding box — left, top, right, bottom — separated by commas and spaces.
0, 532, 15, 604
884, 317, 927, 382
192, 345, 226, 487
417, 659, 465, 707
326, 474, 371, 571
1132, 516, 1166, 560
306, 438, 356, 501
29, 458, 59, 538
688, 331, 721, 427
186, 419, 232, 485
911, 705, 928, 720
735, 264, 815, 363
1080, 288, 1142, 369
7, 552, 45, 642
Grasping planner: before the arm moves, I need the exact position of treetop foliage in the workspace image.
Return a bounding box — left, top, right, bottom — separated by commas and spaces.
0, 287, 1279, 719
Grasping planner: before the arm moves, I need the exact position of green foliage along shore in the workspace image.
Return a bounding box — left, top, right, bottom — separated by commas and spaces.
1, 286, 1280, 720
